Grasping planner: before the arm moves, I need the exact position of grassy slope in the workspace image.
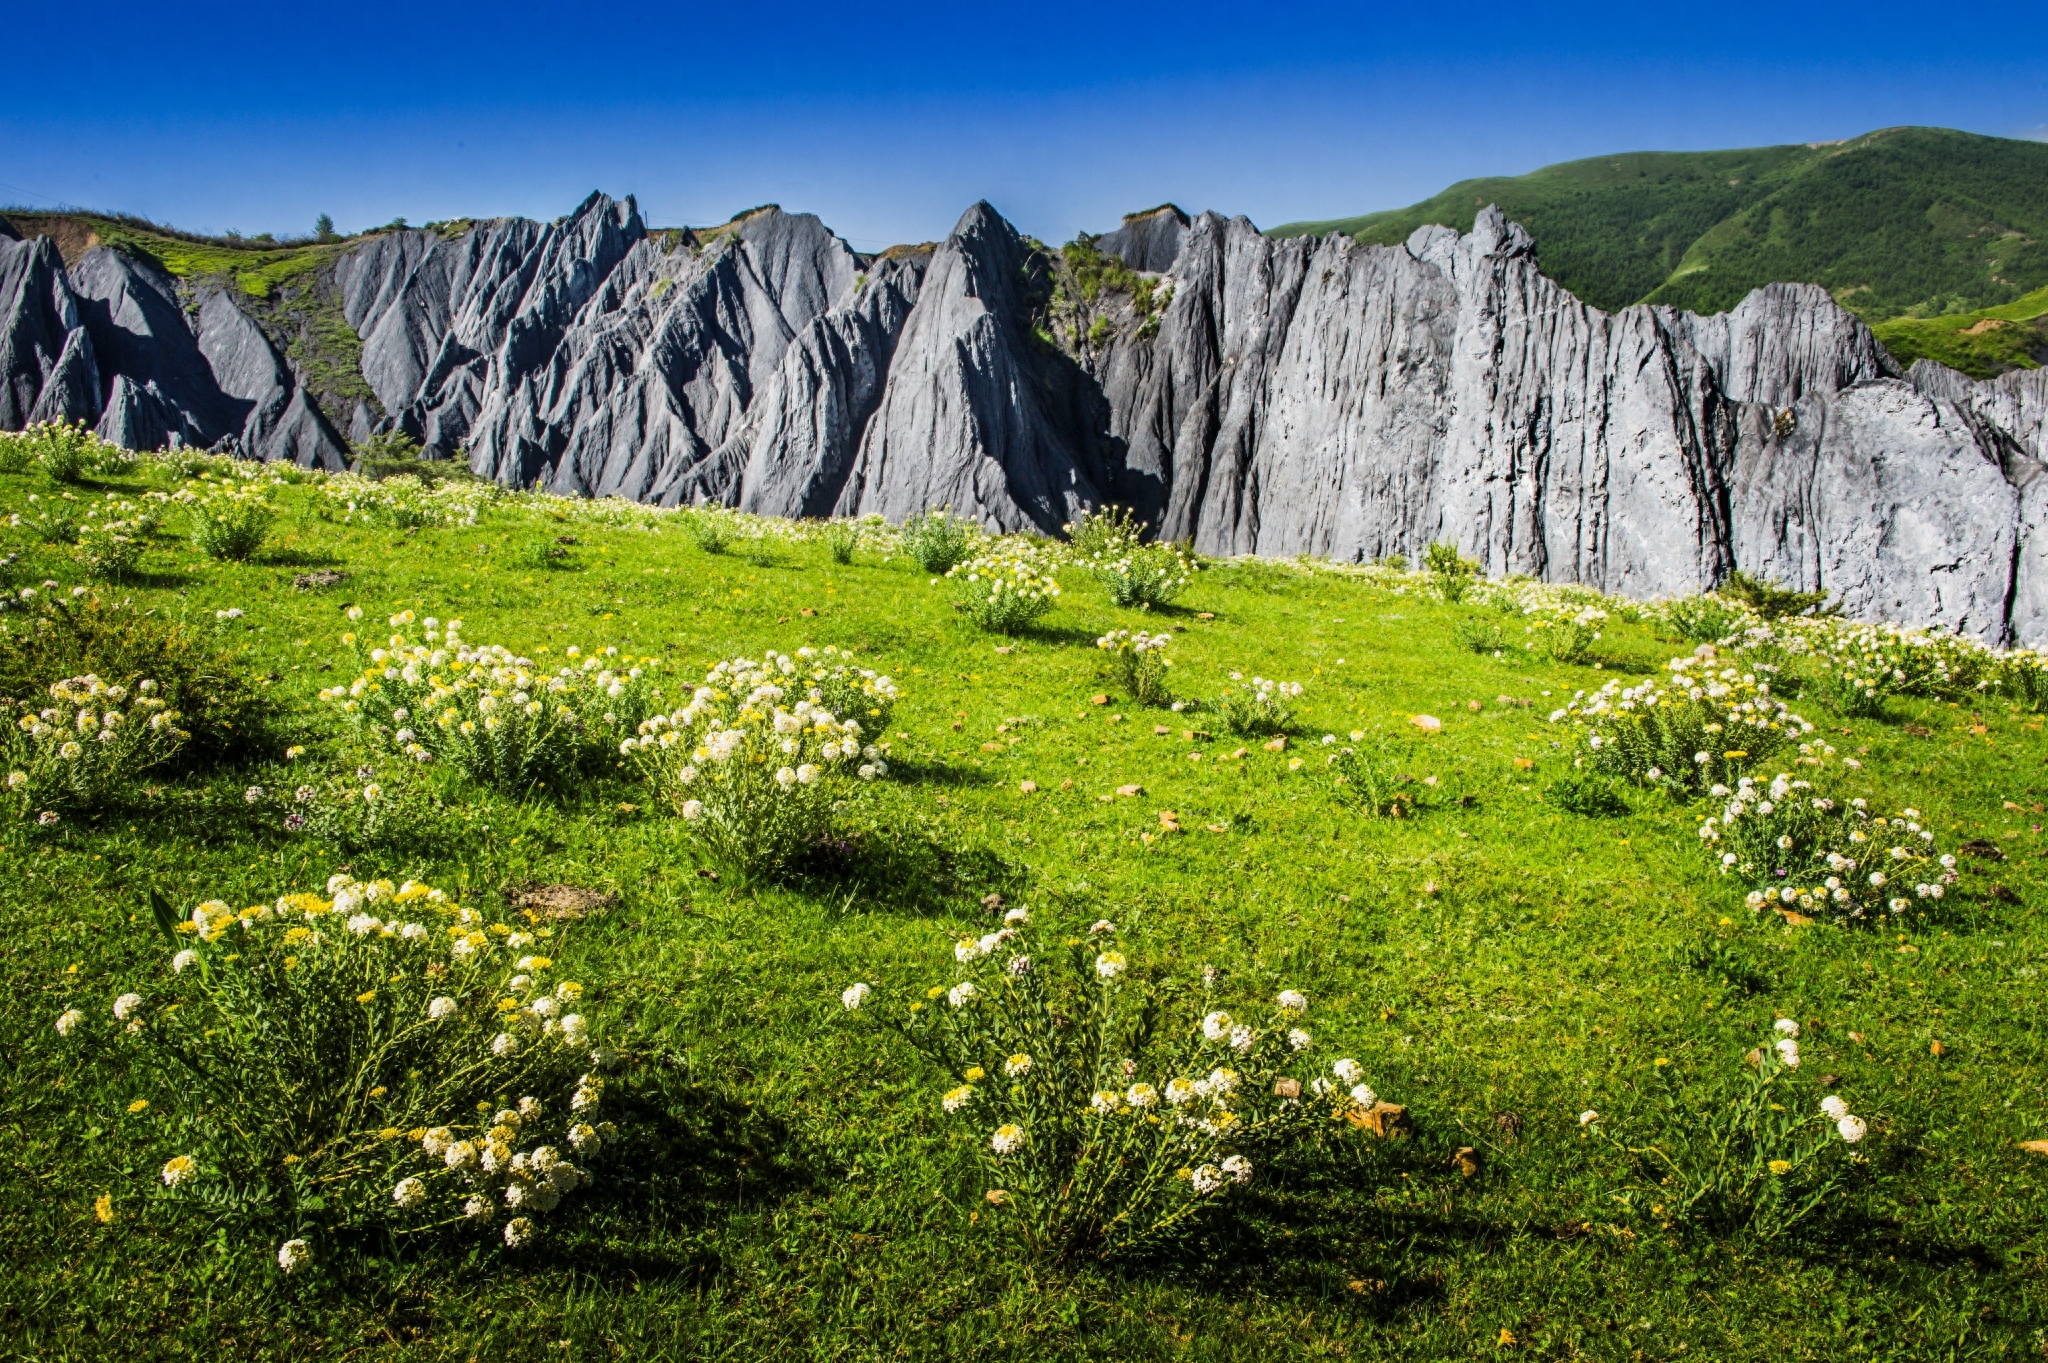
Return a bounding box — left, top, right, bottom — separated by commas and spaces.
1872, 285, 2048, 378
1270, 127, 2048, 373
2, 471, 2046, 1359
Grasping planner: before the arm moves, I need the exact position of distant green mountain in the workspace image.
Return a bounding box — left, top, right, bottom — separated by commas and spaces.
1271, 127, 2048, 376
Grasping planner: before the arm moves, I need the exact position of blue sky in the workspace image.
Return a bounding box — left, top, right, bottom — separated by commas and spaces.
4, 1, 2044, 251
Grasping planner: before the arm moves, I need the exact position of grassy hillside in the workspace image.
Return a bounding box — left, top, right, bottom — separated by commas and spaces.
1273, 127, 2048, 376
1, 445, 2045, 1358
1871, 284, 2048, 377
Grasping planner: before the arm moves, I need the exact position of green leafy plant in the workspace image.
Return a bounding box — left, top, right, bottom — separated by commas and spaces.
1, 673, 189, 820
1523, 602, 1606, 664
1589, 1020, 1870, 1240
0, 588, 266, 768
1452, 615, 1506, 654
1550, 657, 1814, 795
320, 612, 666, 794
903, 508, 977, 575
1090, 543, 1195, 610
1697, 764, 1958, 925
1215, 673, 1300, 736
1065, 505, 1143, 561
1096, 629, 1173, 706
625, 650, 888, 879
845, 915, 1357, 1262
1544, 767, 1629, 817
187, 484, 277, 561
821, 519, 860, 565
15, 491, 83, 544
52, 876, 621, 1267
944, 543, 1062, 634
1424, 541, 1479, 603
1667, 594, 1747, 644
1719, 570, 1836, 621
684, 508, 735, 555
1327, 733, 1426, 817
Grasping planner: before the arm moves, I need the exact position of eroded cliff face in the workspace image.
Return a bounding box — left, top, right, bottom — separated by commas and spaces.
7, 194, 2048, 643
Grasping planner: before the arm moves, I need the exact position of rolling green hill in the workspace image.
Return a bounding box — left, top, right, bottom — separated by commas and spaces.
1272, 127, 2048, 376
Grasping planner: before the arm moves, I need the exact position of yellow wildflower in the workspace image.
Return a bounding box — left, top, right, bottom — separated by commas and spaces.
127, 1099, 148, 1114
94, 1193, 114, 1224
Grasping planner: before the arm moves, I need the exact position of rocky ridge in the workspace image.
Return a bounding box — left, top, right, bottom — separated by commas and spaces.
4, 194, 2046, 642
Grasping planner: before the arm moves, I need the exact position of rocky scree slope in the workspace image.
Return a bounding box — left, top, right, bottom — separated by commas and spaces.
5, 194, 2048, 643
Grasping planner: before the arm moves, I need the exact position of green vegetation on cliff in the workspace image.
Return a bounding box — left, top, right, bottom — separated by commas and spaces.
1273, 127, 2048, 376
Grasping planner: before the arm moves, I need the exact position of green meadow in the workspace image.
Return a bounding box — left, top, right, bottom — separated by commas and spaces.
2, 457, 2045, 1360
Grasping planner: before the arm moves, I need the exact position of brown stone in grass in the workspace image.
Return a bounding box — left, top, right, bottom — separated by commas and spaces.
1089, 695, 1109, 705
1262, 736, 1287, 752
292, 570, 349, 590
1273, 1077, 1301, 1099
1116, 784, 1142, 797
1451, 1147, 1480, 1177
1196, 612, 1215, 621
1346, 1101, 1413, 1138
2018, 1140, 2048, 1157
504, 882, 617, 921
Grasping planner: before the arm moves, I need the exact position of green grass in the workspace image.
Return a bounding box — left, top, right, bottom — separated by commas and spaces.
1270, 127, 2048, 363
4, 465, 2047, 1359
1873, 285, 2048, 379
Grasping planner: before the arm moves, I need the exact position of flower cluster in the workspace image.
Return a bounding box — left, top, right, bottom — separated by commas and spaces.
1084, 543, 1195, 610
1523, 601, 1607, 663
12, 490, 83, 544
943, 542, 1062, 633
624, 650, 891, 877
1096, 629, 1173, 706
1699, 768, 1959, 924
319, 611, 665, 791
1591, 1019, 1870, 1239
316, 472, 499, 529
790, 644, 900, 734
3, 674, 187, 819
1215, 672, 1301, 736
184, 481, 277, 561
54, 877, 620, 1264
72, 497, 155, 580
854, 913, 1355, 1260
1551, 652, 1814, 793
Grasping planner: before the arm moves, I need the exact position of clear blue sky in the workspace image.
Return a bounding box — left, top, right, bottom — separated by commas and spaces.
4, 1, 2044, 251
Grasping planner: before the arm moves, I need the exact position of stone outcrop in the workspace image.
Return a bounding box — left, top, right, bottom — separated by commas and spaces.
9, 191, 2048, 643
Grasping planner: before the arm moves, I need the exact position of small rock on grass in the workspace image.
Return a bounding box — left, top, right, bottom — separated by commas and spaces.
1263, 737, 1287, 752
1411, 714, 1442, 731
1116, 784, 1142, 797
1018, 780, 1037, 793
504, 882, 617, 921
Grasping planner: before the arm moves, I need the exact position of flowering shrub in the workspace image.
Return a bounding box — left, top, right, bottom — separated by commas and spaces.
903, 507, 977, 574
684, 507, 736, 554
73, 502, 151, 580
944, 542, 1062, 634
13, 491, 83, 543
1064, 505, 1142, 560
1424, 541, 1479, 603
790, 644, 900, 733
625, 650, 889, 878
1699, 767, 1959, 925
1590, 1019, 1870, 1240
1215, 673, 1300, 736
0, 419, 128, 482
1523, 602, 1606, 663
821, 519, 861, 564
53, 877, 621, 1264
1086, 543, 1194, 610
1096, 629, 1173, 706
317, 472, 497, 529
2, 673, 188, 818
1550, 654, 1813, 794
847, 914, 1358, 1261
319, 612, 666, 793
1793, 622, 1989, 716
187, 483, 277, 561
1665, 594, 1750, 645
1452, 614, 1507, 654
1991, 648, 2048, 710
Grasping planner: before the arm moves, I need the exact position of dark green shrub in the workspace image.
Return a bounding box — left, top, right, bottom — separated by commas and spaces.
1545, 767, 1628, 817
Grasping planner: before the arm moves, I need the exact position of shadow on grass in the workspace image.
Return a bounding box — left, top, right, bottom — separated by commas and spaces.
263, 547, 349, 569
799, 819, 1024, 916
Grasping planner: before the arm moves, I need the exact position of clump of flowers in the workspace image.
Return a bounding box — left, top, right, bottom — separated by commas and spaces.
1524, 601, 1606, 664
319, 612, 666, 792
847, 914, 1356, 1260
316, 472, 498, 529
1085, 544, 1195, 610
3, 674, 188, 818
0, 419, 128, 481
791, 644, 900, 734
12, 490, 83, 543
625, 650, 890, 878
944, 542, 1062, 634
1794, 622, 1987, 717
73, 499, 153, 581
1215, 673, 1300, 736
1063, 505, 1142, 560
1096, 629, 1173, 706
1700, 766, 1959, 925
1590, 1019, 1870, 1240
51, 877, 622, 1260
903, 507, 978, 574
1550, 652, 1813, 794
185, 482, 278, 561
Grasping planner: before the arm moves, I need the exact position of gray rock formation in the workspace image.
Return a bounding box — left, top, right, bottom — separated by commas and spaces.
10, 191, 2048, 644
